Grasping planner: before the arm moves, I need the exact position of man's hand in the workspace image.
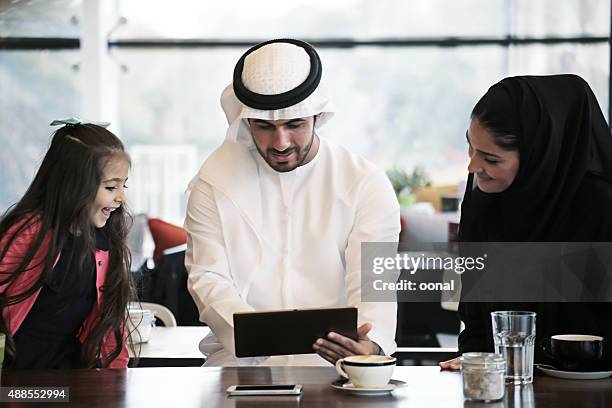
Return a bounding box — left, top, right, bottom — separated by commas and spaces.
313, 323, 381, 364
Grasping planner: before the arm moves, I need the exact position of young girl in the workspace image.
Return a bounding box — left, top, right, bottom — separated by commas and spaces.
0, 121, 135, 368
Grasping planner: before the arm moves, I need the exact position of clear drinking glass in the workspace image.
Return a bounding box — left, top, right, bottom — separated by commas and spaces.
491, 311, 536, 385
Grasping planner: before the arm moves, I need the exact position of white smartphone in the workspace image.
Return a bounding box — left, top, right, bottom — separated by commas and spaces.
226, 384, 303, 396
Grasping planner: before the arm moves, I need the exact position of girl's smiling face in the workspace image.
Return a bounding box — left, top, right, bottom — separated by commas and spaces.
90, 156, 129, 228
467, 118, 520, 193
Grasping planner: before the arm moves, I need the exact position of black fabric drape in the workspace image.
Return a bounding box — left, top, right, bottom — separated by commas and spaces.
457, 75, 612, 367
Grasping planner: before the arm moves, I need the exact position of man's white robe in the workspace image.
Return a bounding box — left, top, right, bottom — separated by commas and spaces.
185, 136, 400, 366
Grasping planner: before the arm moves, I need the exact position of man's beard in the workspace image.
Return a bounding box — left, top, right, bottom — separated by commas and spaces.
256, 130, 316, 173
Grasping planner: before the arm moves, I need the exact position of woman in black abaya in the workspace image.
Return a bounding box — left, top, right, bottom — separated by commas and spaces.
440, 74, 612, 370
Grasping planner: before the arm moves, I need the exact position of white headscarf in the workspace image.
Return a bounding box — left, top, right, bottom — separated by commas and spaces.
220, 41, 335, 147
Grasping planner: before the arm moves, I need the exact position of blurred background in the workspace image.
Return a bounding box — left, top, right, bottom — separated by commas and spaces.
1, 0, 611, 358
1, 0, 610, 225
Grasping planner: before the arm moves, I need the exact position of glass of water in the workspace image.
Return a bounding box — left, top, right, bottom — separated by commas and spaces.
491, 311, 536, 385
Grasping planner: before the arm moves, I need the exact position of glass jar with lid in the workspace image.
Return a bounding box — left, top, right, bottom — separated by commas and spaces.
461, 352, 506, 402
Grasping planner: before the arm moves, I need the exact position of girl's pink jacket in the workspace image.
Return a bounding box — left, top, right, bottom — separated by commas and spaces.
0, 216, 128, 368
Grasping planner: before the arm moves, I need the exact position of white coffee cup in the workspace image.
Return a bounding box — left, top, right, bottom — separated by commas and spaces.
335, 355, 396, 388
127, 308, 156, 344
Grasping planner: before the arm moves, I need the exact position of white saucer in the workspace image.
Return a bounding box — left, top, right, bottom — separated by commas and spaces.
536, 364, 612, 380
331, 379, 408, 395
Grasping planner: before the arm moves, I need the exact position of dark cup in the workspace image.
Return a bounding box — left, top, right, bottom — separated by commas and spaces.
543, 334, 604, 371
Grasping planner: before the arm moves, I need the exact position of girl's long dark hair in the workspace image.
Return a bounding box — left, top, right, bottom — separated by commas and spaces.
0, 124, 135, 367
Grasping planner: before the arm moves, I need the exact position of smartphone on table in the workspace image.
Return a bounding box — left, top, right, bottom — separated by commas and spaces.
226, 384, 303, 396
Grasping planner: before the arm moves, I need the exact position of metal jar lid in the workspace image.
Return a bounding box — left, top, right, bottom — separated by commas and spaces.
461, 352, 506, 369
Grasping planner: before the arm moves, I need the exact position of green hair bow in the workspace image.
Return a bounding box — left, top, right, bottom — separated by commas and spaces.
50, 117, 111, 128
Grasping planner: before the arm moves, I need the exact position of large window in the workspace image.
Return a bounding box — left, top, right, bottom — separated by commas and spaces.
1, 0, 610, 224
0, 0, 81, 38
0, 50, 81, 209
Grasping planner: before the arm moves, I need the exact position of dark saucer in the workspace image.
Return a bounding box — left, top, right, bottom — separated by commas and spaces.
536, 364, 612, 380
543, 360, 612, 373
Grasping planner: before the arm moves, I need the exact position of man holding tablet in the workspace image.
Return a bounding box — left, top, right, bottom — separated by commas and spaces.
185, 38, 400, 366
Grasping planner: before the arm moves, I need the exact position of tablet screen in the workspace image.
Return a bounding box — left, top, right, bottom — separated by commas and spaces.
233, 307, 358, 357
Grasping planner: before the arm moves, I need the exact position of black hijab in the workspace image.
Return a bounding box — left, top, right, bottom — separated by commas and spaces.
459, 74, 612, 242
457, 75, 612, 362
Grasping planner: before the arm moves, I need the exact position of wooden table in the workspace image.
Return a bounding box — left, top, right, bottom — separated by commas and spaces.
3, 366, 611, 407
127, 326, 457, 367
129, 326, 210, 367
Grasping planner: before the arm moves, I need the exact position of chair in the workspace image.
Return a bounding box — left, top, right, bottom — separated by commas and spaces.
126, 213, 155, 272
130, 301, 177, 327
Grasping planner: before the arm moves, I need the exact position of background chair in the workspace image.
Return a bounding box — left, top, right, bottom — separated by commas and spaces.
130, 301, 177, 327
131, 217, 204, 326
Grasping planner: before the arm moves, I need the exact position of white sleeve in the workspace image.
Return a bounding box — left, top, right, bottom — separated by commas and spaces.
184, 178, 254, 356
345, 170, 400, 355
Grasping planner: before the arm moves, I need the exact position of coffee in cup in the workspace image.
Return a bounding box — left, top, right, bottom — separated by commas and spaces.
543, 334, 604, 371
335, 355, 396, 388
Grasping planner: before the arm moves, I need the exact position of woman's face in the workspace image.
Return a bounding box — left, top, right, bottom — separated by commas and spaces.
467, 118, 519, 193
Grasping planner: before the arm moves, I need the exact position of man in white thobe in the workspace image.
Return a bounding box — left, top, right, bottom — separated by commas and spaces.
185, 39, 400, 366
